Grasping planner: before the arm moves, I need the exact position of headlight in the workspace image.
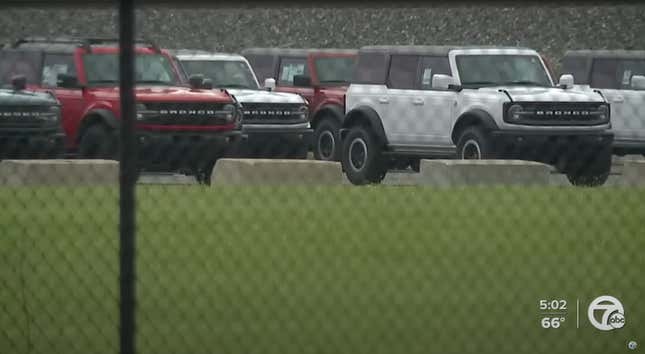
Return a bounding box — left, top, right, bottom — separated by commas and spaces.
598, 104, 609, 121
297, 105, 309, 120
215, 104, 237, 122
136, 103, 148, 120
507, 104, 523, 121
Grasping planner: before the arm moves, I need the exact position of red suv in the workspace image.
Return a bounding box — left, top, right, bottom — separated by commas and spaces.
1, 37, 242, 182
242, 48, 357, 161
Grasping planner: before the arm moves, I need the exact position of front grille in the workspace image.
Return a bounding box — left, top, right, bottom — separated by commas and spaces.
139, 102, 231, 125
0, 105, 57, 128
503, 102, 609, 126
240, 103, 306, 124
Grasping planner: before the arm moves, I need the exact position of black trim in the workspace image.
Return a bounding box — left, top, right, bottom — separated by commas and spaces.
342, 106, 388, 145
502, 101, 610, 126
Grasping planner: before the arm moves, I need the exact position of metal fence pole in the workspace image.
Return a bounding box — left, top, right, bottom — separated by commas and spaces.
118, 0, 137, 353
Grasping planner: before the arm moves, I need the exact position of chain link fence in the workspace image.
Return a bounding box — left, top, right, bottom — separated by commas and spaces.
1, 4, 645, 354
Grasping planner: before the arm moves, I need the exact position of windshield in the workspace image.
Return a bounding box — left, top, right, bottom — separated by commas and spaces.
313, 57, 356, 84
179, 60, 259, 89
83, 53, 179, 85
456, 54, 552, 88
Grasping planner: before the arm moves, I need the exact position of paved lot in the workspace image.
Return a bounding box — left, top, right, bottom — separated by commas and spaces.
137, 154, 645, 187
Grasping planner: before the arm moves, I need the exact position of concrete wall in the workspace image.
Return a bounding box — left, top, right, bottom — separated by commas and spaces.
1, 5, 644, 72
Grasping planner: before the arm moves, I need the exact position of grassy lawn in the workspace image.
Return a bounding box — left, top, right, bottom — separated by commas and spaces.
1, 185, 644, 354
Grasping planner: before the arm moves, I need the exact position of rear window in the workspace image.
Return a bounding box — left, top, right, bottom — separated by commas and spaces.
245, 54, 277, 82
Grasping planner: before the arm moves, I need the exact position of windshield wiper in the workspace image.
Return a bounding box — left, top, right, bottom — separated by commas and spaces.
87, 80, 118, 84
218, 84, 254, 89
500, 80, 550, 87
136, 80, 174, 85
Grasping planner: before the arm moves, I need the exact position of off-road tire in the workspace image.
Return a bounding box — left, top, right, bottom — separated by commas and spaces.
341, 125, 386, 185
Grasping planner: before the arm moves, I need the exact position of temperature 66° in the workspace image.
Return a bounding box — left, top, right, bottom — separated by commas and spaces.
541, 317, 565, 329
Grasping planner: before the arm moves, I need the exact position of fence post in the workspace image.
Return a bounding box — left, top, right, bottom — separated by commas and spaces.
118, 0, 137, 354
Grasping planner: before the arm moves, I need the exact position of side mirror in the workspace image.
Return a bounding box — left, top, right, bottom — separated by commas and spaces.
188, 74, 205, 89
57, 73, 80, 88
202, 78, 213, 90
558, 74, 574, 89
11, 75, 27, 91
631, 75, 645, 90
293, 74, 312, 87
431, 74, 460, 90
264, 78, 276, 91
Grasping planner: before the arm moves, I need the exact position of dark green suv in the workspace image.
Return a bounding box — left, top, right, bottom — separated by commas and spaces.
0, 75, 65, 159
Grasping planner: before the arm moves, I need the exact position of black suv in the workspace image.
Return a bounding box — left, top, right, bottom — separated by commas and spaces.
0, 75, 64, 159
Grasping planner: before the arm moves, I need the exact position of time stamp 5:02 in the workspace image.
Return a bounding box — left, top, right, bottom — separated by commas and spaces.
538, 299, 570, 329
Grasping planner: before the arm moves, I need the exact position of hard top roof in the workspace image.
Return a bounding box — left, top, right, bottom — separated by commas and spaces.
8, 36, 160, 53
241, 47, 358, 57
564, 49, 645, 60
358, 45, 537, 56
170, 49, 247, 61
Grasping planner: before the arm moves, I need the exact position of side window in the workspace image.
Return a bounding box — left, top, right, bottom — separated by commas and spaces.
278, 57, 308, 86
0, 50, 42, 85
616, 60, 645, 89
353, 52, 388, 85
561, 56, 590, 84
247, 54, 276, 82
387, 55, 419, 89
42, 54, 77, 87
419, 56, 451, 89
590, 58, 619, 89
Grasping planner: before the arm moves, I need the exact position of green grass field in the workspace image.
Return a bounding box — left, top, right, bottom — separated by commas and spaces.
1, 185, 644, 354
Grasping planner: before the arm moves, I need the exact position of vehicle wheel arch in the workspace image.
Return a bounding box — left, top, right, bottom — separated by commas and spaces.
311, 104, 344, 128
77, 109, 119, 143
451, 109, 499, 145
341, 106, 388, 146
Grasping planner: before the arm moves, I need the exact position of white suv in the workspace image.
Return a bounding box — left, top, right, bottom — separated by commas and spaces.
172, 50, 312, 158
562, 50, 645, 156
340, 46, 614, 186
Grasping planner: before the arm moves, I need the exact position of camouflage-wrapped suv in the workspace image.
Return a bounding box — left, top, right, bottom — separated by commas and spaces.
0, 75, 64, 159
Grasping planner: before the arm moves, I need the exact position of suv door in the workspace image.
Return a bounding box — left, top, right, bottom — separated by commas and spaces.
417, 55, 456, 148
385, 54, 422, 145
590, 58, 645, 145
39, 53, 84, 149
274, 56, 313, 102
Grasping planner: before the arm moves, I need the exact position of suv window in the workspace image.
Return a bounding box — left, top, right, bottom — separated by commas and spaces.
42, 54, 77, 87
387, 55, 419, 89
278, 57, 308, 85
617, 59, 645, 89
247, 54, 276, 82
353, 52, 388, 85
456, 54, 552, 88
314, 56, 356, 85
561, 56, 590, 84
0, 50, 42, 85
419, 56, 451, 89
179, 60, 259, 89
590, 58, 619, 89
83, 53, 178, 85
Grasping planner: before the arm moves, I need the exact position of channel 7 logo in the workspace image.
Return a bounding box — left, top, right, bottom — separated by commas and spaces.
587, 295, 625, 331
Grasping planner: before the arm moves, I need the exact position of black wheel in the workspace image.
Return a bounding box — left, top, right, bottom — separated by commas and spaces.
565, 149, 612, 187
313, 118, 341, 161
341, 125, 386, 185
194, 159, 217, 185
78, 124, 118, 159
455, 126, 494, 160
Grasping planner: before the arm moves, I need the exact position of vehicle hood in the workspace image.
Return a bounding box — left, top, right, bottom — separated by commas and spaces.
0, 89, 59, 106
478, 86, 605, 102
226, 89, 306, 104
87, 85, 234, 103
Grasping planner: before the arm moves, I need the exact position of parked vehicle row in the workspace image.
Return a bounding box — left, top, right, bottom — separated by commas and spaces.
1, 36, 644, 187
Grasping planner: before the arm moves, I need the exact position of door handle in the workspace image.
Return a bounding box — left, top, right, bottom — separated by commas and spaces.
412, 98, 424, 105
378, 97, 389, 104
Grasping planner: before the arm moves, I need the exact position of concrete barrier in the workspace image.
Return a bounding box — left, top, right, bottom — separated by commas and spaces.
210, 158, 345, 186
622, 160, 645, 186
0, 159, 119, 186
417, 159, 552, 187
